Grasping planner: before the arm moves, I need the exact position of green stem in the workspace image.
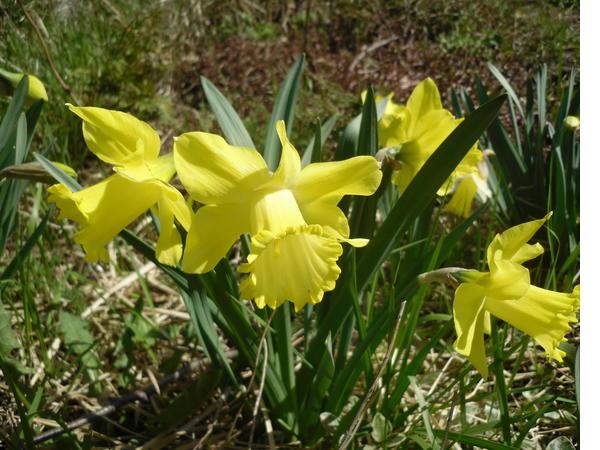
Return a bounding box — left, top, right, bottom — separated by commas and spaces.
490, 319, 512, 445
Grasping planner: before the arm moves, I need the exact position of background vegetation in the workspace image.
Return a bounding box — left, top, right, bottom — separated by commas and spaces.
0, 0, 579, 448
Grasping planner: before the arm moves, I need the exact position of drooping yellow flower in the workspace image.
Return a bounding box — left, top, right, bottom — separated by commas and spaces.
48, 105, 191, 265
451, 214, 579, 377
174, 121, 382, 311
0, 68, 48, 101
376, 78, 486, 212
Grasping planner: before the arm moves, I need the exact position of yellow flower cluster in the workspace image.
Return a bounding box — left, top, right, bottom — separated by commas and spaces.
46, 82, 579, 376
374, 78, 490, 218
48, 107, 381, 312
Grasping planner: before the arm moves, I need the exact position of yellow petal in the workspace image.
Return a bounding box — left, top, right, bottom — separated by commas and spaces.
444, 175, 478, 218
181, 204, 249, 273
239, 224, 343, 312
155, 198, 183, 266
148, 153, 177, 183
483, 259, 531, 300
453, 282, 489, 377
48, 174, 163, 262
486, 213, 551, 268
271, 121, 301, 187
405, 78, 443, 135
173, 132, 269, 204
379, 109, 408, 148
67, 105, 159, 166
485, 285, 579, 362
294, 155, 382, 205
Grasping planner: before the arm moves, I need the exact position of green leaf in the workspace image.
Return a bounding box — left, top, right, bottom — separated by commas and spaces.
201, 76, 255, 148
34, 153, 82, 192
0, 76, 28, 152
302, 114, 338, 167
272, 303, 297, 425
1, 211, 48, 281
263, 54, 305, 170
432, 429, 519, 450
59, 311, 100, 370
487, 63, 525, 119
0, 303, 20, 356
371, 412, 392, 443
182, 279, 238, 386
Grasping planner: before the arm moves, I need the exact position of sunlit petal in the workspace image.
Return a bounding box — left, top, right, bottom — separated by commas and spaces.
181, 204, 249, 274
453, 282, 489, 377
485, 285, 579, 362
67, 104, 159, 166
174, 132, 269, 204
294, 155, 382, 205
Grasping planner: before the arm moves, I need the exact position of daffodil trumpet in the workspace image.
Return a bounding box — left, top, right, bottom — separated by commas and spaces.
419, 214, 579, 377
174, 121, 382, 311
48, 105, 191, 265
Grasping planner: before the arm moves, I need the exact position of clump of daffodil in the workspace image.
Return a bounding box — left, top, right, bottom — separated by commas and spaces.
47, 105, 191, 265
0, 68, 48, 101
375, 78, 488, 217
174, 121, 382, 311
420, 214, 579, 377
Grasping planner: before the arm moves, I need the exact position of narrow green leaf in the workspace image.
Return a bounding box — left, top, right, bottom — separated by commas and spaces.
182, 280, 238, 386
0, 76, 28, 151
432, 429, 519, 450
302, 114, 338, 167
201, 76, 255, 148
33, 153, 82, 192
487, 63, 525, 119
1, 211, 48, 281
263, 54, 305, 170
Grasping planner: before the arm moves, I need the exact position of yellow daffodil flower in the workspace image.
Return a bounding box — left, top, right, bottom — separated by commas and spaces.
443, 154, 492, 218
174, 121, 382, 311
375, 78, 485, 211
0, 68, 48, 101
451, 214, 579, 377
48, 105, 191, 265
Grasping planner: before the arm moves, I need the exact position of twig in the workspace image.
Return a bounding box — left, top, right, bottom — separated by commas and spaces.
348, 35, 399, 72
339, 301, 406, 450
248, 340, 269, 449
17, 0, 81, 104
32, 354, 235, 444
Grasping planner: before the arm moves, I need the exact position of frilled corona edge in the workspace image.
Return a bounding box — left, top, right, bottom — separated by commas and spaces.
238, 224, 344, 312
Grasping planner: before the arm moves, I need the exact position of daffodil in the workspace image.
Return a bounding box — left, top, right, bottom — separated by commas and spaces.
0, 68, 48, 101
48, 105, 191, 265
450, 214, 579, 377
443, 155, 492, 218
174, 121, 382, 311
376, 78, 485, 210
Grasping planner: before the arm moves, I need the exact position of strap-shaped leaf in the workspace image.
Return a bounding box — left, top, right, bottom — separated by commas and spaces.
301, 114, 337, 167
263, 54, 305, 170
201, 76, 255, 148
0, 76, 28, 152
